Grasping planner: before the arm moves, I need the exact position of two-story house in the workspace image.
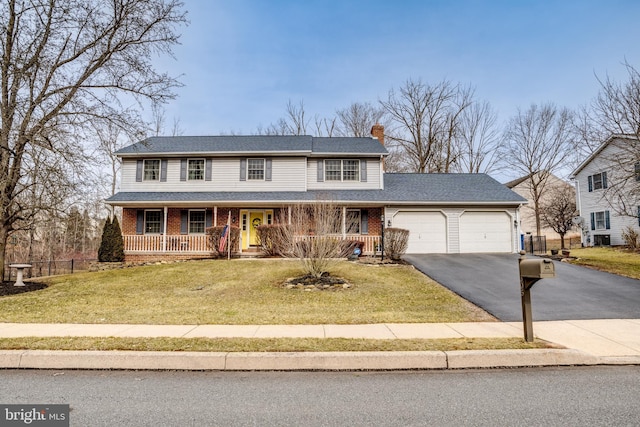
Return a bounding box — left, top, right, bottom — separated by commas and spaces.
106, 126, 527, 261
570, 134, 640, 246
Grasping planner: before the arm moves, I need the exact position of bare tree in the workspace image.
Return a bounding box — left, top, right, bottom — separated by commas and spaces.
0, 0, 186, 277
455, 100, 503, 174
335, 102, 384, 137
502, 103, 575, 235
288, 202, 343, 277
380, 79, 473, 173
574, 61, 640, 219
540, 185, 578, 249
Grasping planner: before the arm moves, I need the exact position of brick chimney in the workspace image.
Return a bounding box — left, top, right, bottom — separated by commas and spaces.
370, 123, 384, 145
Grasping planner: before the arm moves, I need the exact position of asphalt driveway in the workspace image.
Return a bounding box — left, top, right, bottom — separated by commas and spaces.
403, 253, 640, 321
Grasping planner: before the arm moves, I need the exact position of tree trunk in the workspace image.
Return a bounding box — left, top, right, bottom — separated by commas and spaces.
560, 233, 566, 250
0, 225, 10, 281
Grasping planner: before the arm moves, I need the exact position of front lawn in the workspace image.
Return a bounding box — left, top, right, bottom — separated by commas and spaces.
0, 259, 494, 325
567, 247, 640, 280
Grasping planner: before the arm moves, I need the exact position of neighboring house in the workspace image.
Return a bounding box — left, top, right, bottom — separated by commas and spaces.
505, 172, 580, 240
570, 134, 640, 246
105, 126, 527, 261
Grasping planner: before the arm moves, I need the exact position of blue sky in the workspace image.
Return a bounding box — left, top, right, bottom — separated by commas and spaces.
155, 0, 640, 136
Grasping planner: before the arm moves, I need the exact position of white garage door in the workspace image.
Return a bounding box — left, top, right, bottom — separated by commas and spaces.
459, 211, 512, 253
392, 211, 447, 254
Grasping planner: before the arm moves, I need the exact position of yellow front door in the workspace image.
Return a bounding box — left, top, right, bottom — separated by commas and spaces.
249, 212, 263, 246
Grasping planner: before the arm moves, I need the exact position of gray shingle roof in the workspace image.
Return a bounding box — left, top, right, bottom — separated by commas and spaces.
106, 173, 526, 205
116, 135, 388, 156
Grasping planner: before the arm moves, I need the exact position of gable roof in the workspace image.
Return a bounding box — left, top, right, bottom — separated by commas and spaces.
116, 135, 388, 157
570, 134, 639, 179
106, 173, 526, 206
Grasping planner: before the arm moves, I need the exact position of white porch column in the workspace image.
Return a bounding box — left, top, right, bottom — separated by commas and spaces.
162, 206, 168, 252
341, 206, 346, 238
214, 206, 218, 227
288, 206, 292, 225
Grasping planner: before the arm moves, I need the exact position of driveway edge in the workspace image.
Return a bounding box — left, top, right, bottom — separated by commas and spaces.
0, 349, 608, 371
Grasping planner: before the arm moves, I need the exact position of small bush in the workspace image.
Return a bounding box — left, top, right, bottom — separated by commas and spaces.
207, 226, 241, 257
385, 227, 409, 260
256, 224, 293, 256
621, 226, 640, 250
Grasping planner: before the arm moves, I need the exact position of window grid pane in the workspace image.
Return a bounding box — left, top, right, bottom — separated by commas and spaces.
144, 160, 160, 181
188, 159, 205, 180
593, 173, 603, 190
189, 210, 206, 234
145, 211, 162, 234
346, 209, 361, 234
325, 160, 341, 181
342, 160, 359, 181
595, 211, 605, 229
247, 159, 264, 180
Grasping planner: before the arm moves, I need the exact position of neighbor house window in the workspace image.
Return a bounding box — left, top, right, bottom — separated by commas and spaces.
588, 172, 607, 192
188, 159, 205, 180
143, 159, 160, 181
590, 210, 610, 230
189, 210, 206, 234
635, 162, 640, 182
145, 210, 162, 234
247, 159, 265, 180
324, 159, 360, 181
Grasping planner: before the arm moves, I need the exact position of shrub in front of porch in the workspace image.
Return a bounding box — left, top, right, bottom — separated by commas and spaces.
207, 226, 241, 257
256, 224, 293, 257
385, 228, 409, 260
98, 216, 125, 262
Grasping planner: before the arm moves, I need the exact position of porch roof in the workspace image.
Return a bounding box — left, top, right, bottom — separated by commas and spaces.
106, 173, 526, 206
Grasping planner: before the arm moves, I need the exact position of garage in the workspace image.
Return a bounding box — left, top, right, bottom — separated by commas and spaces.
392, 211, 447, 254
459, 211, 513, 253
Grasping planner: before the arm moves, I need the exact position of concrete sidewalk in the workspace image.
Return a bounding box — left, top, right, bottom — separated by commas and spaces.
0, 319, 638, 370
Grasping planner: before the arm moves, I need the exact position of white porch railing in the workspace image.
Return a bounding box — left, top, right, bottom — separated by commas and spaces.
123, 234, 381, 255
124, 235, 210, 253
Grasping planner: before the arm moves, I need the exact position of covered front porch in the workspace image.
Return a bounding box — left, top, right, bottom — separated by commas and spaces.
120, 205, 385, 260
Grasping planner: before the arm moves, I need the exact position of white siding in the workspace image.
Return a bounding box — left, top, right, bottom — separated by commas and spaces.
574, 141, 638, 246
307, 159, 383, 190
120, 157, 306, 192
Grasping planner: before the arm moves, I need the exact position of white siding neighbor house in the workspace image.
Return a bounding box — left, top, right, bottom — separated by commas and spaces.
570, 134, 640, 246
106, 126, 527, 261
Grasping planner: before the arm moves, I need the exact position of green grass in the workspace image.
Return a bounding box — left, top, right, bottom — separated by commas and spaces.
0, 259, 494, 325
0, 337, 549, 352
567, 247, 640, 279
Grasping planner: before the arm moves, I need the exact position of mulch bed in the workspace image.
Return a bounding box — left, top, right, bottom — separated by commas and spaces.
0, 281, 48, 296
282, 273, 352, 291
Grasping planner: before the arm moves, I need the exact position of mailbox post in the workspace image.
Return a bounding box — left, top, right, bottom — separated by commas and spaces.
518, 251, 555, 342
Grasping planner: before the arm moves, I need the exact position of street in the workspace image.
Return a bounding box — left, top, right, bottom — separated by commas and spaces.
1, 367, 639, 426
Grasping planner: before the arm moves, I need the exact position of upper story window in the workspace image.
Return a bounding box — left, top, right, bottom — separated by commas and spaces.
188, 159, 205, 180
247, 159, 265, 180
588, 171, 607, 192
143, 159, 160, 181
325, 159, 360, 181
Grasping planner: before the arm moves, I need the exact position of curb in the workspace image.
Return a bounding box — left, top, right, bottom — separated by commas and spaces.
0, 349, 605, 371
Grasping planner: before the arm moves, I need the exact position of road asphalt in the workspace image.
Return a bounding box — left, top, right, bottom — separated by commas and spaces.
0, 319, 638, 371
